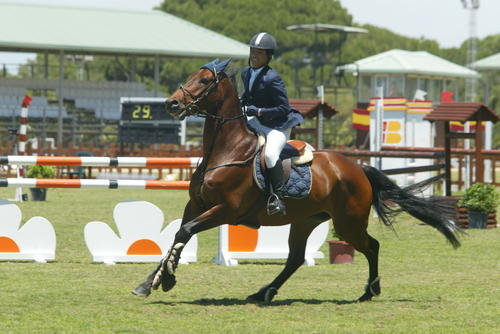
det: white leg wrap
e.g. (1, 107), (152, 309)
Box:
(152, 263), (164, 289)
(153, 243), (186, 287)
(366, 276), (381, 296)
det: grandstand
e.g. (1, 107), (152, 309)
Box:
(0, 77), (160, 145)
(0, 3), (248, 148)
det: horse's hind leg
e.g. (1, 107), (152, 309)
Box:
(358, 233), (381, 302)
(247, 214), (325, 303)
(340, 224), (380, 302)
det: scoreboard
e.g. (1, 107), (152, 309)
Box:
(119, 98), (181, 144)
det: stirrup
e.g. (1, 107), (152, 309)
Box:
(267, 193), (286, 216)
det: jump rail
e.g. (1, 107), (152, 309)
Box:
(0, 178), (190, 190)
(0, 156), (202, 168)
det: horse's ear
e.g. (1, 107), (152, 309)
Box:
(218, 58), (232, 72)
(200, 59), (220, 72)
(200, 58), (232, 76)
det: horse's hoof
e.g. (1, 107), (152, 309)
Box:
(247, 285), (277, 303)
(161, 273), (177, 292)
(357, 292), (373, 302)
(132, 284), (151, 297)
(358, 276), (381, 302)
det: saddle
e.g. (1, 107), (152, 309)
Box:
(253, 137), (313, 199)
(257, 136), (314, 167)
(236, 139), (314, 229)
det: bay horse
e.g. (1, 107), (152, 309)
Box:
(132, 59), (461, 302)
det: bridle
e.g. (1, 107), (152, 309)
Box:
(174, 67), (258, 206)
(177, 68), (244, 123)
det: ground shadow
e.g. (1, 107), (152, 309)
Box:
(147, 296), (429, 306)
(149, 297), (359, 307)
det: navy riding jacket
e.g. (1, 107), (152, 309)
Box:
(241, 65), (303, 131)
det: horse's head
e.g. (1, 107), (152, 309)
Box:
(166, 58), (232, 120)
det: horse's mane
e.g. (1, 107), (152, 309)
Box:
(225, 66), (239, 93)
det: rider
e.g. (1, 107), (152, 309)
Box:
(241, 32), (304, 216)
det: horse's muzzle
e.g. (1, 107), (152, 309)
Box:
(165, 98), (180, 115)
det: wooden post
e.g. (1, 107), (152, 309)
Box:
(317, 107), (324, 150)
(458, 157), (463, 190)
(444, 121), (451, 196)
(475, 114), (483, 182)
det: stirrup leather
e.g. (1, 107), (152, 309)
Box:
(267, 193), (286, 216)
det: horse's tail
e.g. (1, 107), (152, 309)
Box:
(361, 165), (462, 248)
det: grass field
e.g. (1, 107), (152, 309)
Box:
(0, 187), (499, 333)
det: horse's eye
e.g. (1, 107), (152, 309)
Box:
(199, 78), (210, 85)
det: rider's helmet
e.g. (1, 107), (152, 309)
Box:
(249, 32), (277, 54)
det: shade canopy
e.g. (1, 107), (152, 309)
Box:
(0, 3), (249, 58)
(424, 103), (499, 123)
(286, 23), (368, 34)
(337, 49), (479, 79)
(471, 52), (500, 71)
(289, 99), (338, 119)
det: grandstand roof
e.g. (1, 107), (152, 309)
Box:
(337, 49), (479, 79)
(0, 2), (249, 58)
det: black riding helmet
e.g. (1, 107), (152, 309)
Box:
(249, 32), (277, 55)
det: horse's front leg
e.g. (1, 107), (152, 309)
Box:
(132, 203), (227, 297)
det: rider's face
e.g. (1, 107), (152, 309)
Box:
(250, 48), (269, 68)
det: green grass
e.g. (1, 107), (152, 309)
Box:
(0, 188), (499, 333)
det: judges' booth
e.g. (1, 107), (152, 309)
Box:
(337, 49), (479, 188)
(289, 99), (338, 149)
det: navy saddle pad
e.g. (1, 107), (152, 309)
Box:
(253, 151), (312, 199)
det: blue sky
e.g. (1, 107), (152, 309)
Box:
(1, 0), (499, 65)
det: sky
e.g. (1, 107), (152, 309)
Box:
(1, 0), (500, 66)
(339, 0), (500, 48)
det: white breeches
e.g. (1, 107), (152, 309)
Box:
(247, 116), (290, 168)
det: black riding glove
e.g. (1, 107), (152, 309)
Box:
(245, 105), (260, 117)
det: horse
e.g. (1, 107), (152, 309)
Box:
(132, 59), (461, 303)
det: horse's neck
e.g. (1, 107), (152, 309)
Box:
(202, 88), (255, 163)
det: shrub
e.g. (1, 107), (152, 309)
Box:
(459, 183), (499, 213)
(26, 165), (56, 179)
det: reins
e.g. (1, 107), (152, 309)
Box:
(177, 68), (258, 203)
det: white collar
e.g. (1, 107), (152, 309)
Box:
(250, 66), (264, 73)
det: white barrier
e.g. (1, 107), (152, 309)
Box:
(214, 221), (330, 266)
(84, 201), (197, 265)
(1, 196), (329, 266)
(0, 199), (56, 263)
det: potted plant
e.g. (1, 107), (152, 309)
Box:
(26, 165), (56, 201)
(459, 183), (499, 229)
(327, 229), (355, 264)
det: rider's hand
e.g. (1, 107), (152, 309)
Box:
(245, 105), (260, 116)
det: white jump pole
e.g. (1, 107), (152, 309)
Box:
(14, 95), (32, 202)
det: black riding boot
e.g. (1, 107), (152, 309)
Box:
(267, 160), (286, 216)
